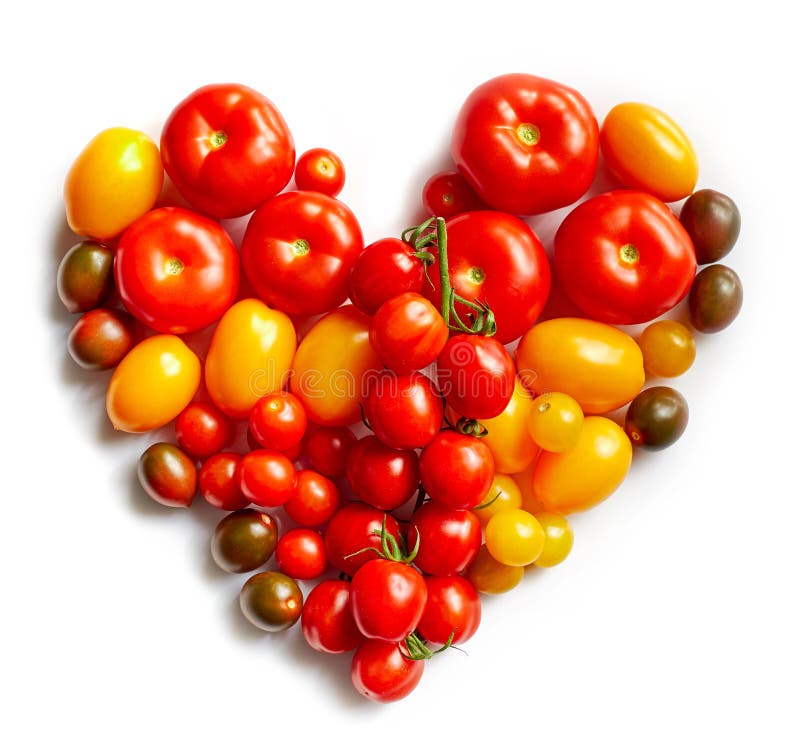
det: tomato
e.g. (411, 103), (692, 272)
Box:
(514, 463), (544, 516)
(679, 189), (741, 265)
(106, 335), (200, 433)
(485, 509), (545, 566)
(526, 392), (584, 453)
(345, 436), (420, 511)
(324, 503), (402, 577)
(211, 509), (278, 573)
(248, 392), (307, 452)
(290, 306), (382, 426)
(302, 580), (364, 654)
(198, 452), (248, 510)
(283, 469), (341, 527)
(205, 299), (297, 420)
(138, 442), (197, 508)
(452, 73), (598, 215)
(294, 147), (345, 197)
(533, 416), (632, 514)
(347, 238), (426, 315)
(421, 171), (485, 219)
(554, 191), (697, 325)
(473, 474), (523, 526)
(689, 264), (743, 333)
(369, 293), (448, 373)
(242, 191), (363, 316)
(64, 127), (163, 240)
(419, 431), (494, 509)
(407, 502), (481, 576)
(276, 528), (328, 580)
(175, 402), (232, 459)
(625, 386), (689, 450)
(57, 241), (114, 313)
(161, 83), (294, 219)
(68, 308), (135, 371)
(517, 318), (645, 414)
(466, 544), (524, 595)
(534, 513), (574, 568)
(302, 425), (356, 478)
(351, 640), (423, 703)
(416, 576), (481, 646)
(363, 371), (443, 450)
(237, 450), (297, 508)
(600, 102), (698, 202)
(637, 320), (696, 378)
(114, 207), (239, 334)
(422, 211), (550, 344)
(239, 571), (303, 632)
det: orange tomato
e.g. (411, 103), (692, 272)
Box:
(467, 544), (524, 595)
(637, 320), (696, 377)
(513, 462), (544, 515)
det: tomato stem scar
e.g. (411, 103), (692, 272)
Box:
(165, 257), (184, 275)
(209, 131), (228, 149)
(620, 244), (639, 264)
(516, 123), (541, 146)
(292, 239), (310, 256)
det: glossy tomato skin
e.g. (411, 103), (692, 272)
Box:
(211, 509), (278, 573)
(422, 171), (485, 219)
(303, 426), (356, 478)
(625, 386), (689, 450)
(248, 392), (307, 452)
(237, 450), (297, 507)
(416, 575), (481, 646)
(115, 207), (239, 334)
(324, 503), (402, 577)
(138, 443), (197, 508)
(57, 241), (114, 313)
(302, 580), (364, 654)
(283, 469), (341, 527)
(688, 265), (743, 333)
(407, 502), (481, 576)
(275, 528), (327, 580)
(198, 452), (248, 510)
(242, 191), (363, 316)
(351, 640), (423, 703)
(239, 571), (303, 632)
(161, 83), (294, 219)
(554, 191), (696, 325)
(680, 189), (741, 264)
(294, 148), (345, 197)
(345, 436), (420, 511)
(68, 308), (135, 370)
(466, 544), (524, 595)
(452, 74), (599, 215)
(175, 402), (232, 459)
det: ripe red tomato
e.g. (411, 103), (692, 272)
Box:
(294, 147), (345, 197)
(175, 402), (232, 459)
(408, 502), (481, 576)
(275, 528), (327, 580)
(452, 73), (599, 215)
(422, 171), (485, 219)
(302, 425), (356, 478)
(351, 640), (424, 703)
(302, 580), (364, 654)
(249, 392), (308, 452)
(237, 450), (297, 507)
(421, 211), (550, 344)
(114, 207), (239, 334)
(160, 83), (295, 219)
(416, 575), (481, 646)
(241, 191), (363, 316)
(198, 452), (249, 510)
(554, 190), (697, 324)
(345, 435), (420, 511)
(324, 503), (402, 577)
(283, 469), (340, 527)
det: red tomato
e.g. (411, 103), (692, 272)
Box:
(237, 450), (297, 507)
(351, 640), (424, 703)
(416, 575), (481, 645)
(276, 528), (327, 580)
(198, 452), (248, 510)
(114, 207), (239, 334)
(421, 211), (550, 344)
(363, 371), (443, 450)
(241, 191), (363, 316)
(283, 469), (340, 527)
(175, 402), (232, 459)
(249, 391), (308, 452)
(554, 190), (697, 324)
(422, 171), (485, 219)
(294, 147), (345, 197)
(408, 502), (481, 576)
(345, 435), (420, 511)
(347, 238), (426, 315)
(161, 83), (295, 219)
(302, 580), (364, 654)
(452, 73), (599, 215)
(302, 425), (356, 478)
(324, 503), (402, 577)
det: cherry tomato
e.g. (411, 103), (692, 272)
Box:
(452, 73), (598, 215)
(407, 502), (481, 576)
(534, 513), (574, 568)
(513, 463), (543, 516)
(416, 575), (481, 646)
(248, 391), (307, 452)
(68, 308), (135, 370)
(345, 436), (420, 511)
(324, 503), (402, 577)
(242, 190), (363, 316)
(294, 147), (345, 197)
(138, 442), (197, 508)
(175, 402), (232, 459)
(419, 431), (494, 509)
(283, 469), (341, 527)
(64, 127), (163, 240)
(637, 320), (696, 377)
(246, 430), (303, 461)
(351, 640), (423, 703)
(680, 189), (741, 264)
(276, 528), (327, 580)
(473, 474), (523, 527)
(57, 241), (114, 313)
(485, 509), (545, 566)
(422, 171), (485, 219)
(211, 509), (278, 573)
(526, 392), (584, 453)
(198, 452), (249, 510)
(625, 386), (689, 450)
(303, 425), (356, 478)
(239, 571), (303, 632)
(466, 544), (524, 595)
(161, 83), (294, 219)
(237, 450), (297, 508)
(601, 102), (698, 202)
(302, 580), (364, 654)
(689, 265), (743, 333)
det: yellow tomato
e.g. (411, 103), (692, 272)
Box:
(533, 513), (574, 568)
(517, 318), (645, 414)
(637, 320), (696, 378)
(485, 509), (545, 566)
(526, 391), (584, 452)
(533, 416), (632, 514)
(474, 474), (522, 526)
(106, 335), (200, 433)
(513, 462), (545, 515)
(600, 102), (698, 202)
(290, 306), (382, 426)
(205, 299), (296, 420)
(466, 544), (524, 595)
(64, 127), (163, 240)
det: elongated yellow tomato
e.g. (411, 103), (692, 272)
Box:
(533, 416), (632, 514)
(291, 306), (382, 426)
(517, 318), (644, 414)
(600, 102), (698, 202)
(64, 128), (163, 240)
(106, 335), (200, 433)
(205, 299), (296, 420)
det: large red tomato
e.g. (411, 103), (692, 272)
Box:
(554, 191), (697, 324)
(160, 83), (295, 219)
(452, 74), (599, 215)
(241, 191), (364, 316)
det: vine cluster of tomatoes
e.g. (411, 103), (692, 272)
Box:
(56, 74), (742, 703)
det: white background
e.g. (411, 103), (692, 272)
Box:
(2, 1), (798, 736)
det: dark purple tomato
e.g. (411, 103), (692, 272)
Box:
(68, 308), (136, 370)
(57, 240), (114, 313)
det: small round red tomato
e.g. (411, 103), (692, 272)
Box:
(241, 190), (363, 316)
(419, 431), (495, 509)
(248, 391), (307, 452)
(276, 528), (327, 580)
(68, 308), (135, 370)
(345, 435), (420, 511)
(138, 442), (197, 508)
(302, 580), (364, 654)
(324, 503), (402, 577)
(422, 171), (485, 219)
(408, 501), (481, 576)
(554, 191), (697, 325)
(161, 83), (295, 219)
(363, 371), (443, 450)
(283, 469), (340, 527)
(248, 430), (303, 460)
(347, 238), (426, 315)
(302, 425), (356, 477)
(416, 575), (481, 645)
(175, 402), (232, 459)
(237, 450), (297, 507)
(294, 147), (345, 197)
(198, 452), (248, 510)
(351, 640), (423, 703)
(115, 207), (239, 334)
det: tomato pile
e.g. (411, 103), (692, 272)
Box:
(57, 76), (743, 703)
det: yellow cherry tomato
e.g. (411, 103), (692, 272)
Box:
(205, 299), (296, 420)
(64, 127), (163, 240)
(290, 305), (382, 426)
(106, 335), (200, 433)
(533, 513), (574, 568)
(467, 544), (524, 595)
(513, 462), (545, 515)
(526, 391), (584, 452)
(485, 509), (545, 567)
(600, 102), (698, 202)
(533, 416), (632, 514)
(517, 318), (645, 414)
(474, 474), (522, 526)
(637, 320), (696, 378)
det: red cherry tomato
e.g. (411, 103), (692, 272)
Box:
(246, 429), (303, 460)
(302, 580), (364, 654)
(408, 502), (481, 576)
(248, 391), (308, 452)
(324, 503), (402, 577)
(175, 402), (232, 460)
(452, 73), (599, 215)
(554, 190), (698, 324)
(302, 425), (356, 478)
(351, 640), (424, 703)
(160, 83), (295, 219)
(422, 170), (486, 219)
(241, 191), (363, 316)
(275, 528), (327, 580)
(416, 575), (481, 646)
(198, 452), (249, 510)
(283, 469), (340, 527)
(345, 435), (420, 511)
(294, 147), (345, 197)
(237, 450), (297, 507)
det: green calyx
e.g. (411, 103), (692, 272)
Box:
(403, 631), (457, 661)
(344, 515), (420, 565)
